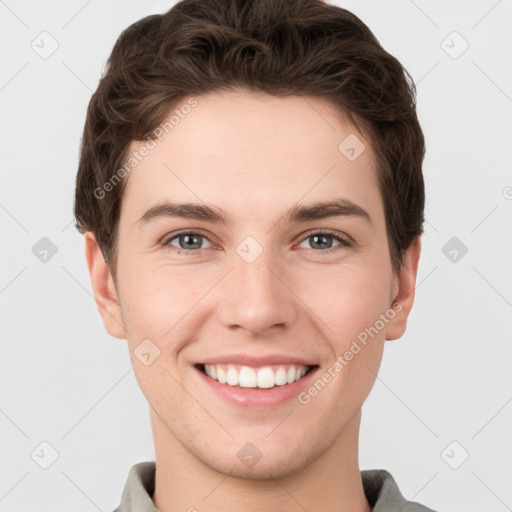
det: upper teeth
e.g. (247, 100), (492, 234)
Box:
(203, 364), (309, 389)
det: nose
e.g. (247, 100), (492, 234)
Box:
(216, 248), (299, 337)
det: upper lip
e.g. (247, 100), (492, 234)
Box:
(196, 354), (317, 367)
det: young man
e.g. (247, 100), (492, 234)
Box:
(74, 0), (437, 510)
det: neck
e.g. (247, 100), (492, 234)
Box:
(151, 409), (371, 512)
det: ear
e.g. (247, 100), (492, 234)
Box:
(84, 232), (127, 339)
(385, 237), (421, 341)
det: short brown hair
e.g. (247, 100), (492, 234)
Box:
(74, 0), (425, 280)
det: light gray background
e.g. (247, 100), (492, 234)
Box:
(1, 1), (511, 511)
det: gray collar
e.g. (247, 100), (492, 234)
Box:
(113, 461), (437, 512)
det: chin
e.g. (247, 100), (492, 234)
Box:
(196, 441), (319, 480)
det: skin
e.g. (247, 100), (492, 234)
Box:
(85, 90), (421, 512)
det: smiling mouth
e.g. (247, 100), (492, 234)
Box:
(196, 363), (317, 389)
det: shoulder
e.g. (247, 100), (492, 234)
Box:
(361, 468), (439, 511)
(112, 461), (157, 512)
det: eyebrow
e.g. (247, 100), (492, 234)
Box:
(137, 198), (373, 228)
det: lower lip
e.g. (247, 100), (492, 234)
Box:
(195, 366), (319, 408)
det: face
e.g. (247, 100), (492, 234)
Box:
(87, 90), (419, 479)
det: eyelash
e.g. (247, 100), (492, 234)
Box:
(161, 229), (352, 255)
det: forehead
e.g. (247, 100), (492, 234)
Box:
(120, 91), (383, 228)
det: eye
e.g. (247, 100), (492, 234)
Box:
(161, 229), (352, 255)
(297, 230), (352, 252)
(163, 231), (212, 252)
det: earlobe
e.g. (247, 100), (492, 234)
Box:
(385, 238), (421, 341)
(84, 232), (127, 340)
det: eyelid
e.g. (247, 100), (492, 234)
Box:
(298, 229), (355, 253)
(298, 228), (353, 246)
(161, 229), (214, 248)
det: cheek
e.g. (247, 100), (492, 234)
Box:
(294, 262), (392, 347)
(117, 257), (215, 345)
(302, 267), (390, 412)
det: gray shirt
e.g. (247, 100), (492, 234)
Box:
(113, 461), (438, 511)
